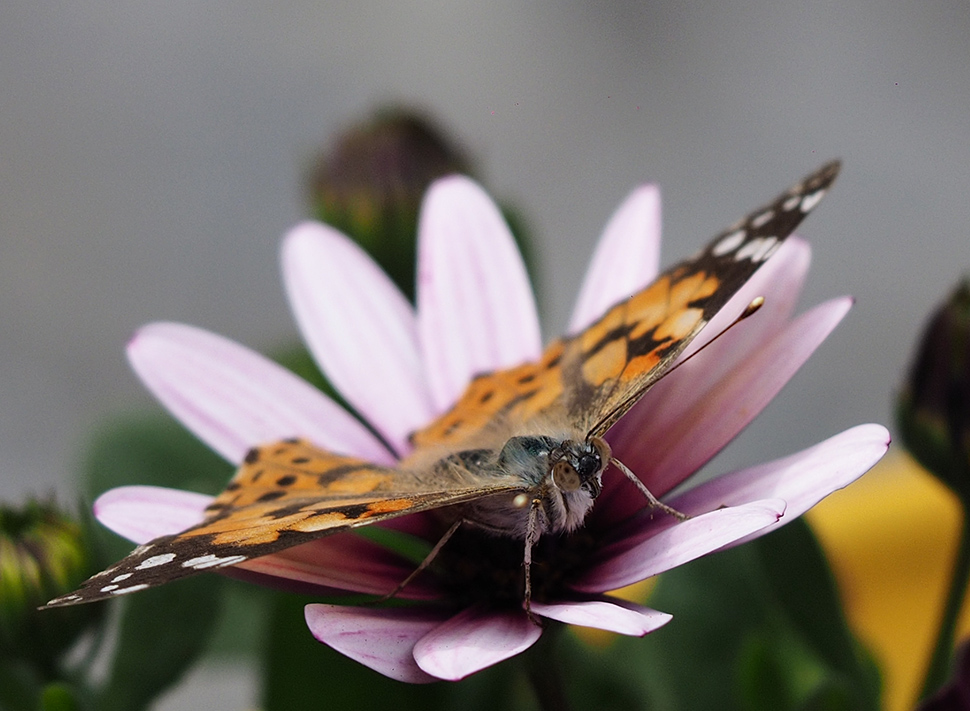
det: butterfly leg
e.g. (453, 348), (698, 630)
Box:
(374, 518), (464, 603)
(611, 457), (690, 522)
(522, 498), (543, 624)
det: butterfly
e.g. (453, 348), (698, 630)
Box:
(45, 161), (841, 610)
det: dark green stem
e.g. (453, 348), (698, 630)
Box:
(523, 624), (571, 711)
(919, 506), (970, 700)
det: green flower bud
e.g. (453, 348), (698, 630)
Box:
(0, 499), (101, 665)
(897, 279), (970, 503)
(308, 108), (472, 301)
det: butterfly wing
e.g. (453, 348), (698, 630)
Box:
(412, 160), (840, 447)
(567, 160), (842, 436)
(45, 439), (520, 607)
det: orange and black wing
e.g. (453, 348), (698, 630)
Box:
(412, 160), (840, 447)
(45, 439), (517, 607)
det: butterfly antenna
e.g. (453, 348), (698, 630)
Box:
(587, 296), (766, 438)
(655, 295), (764, 381)
(593, 297), (767, 522)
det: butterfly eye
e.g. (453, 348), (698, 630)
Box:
(576, 452), (601, 479)
(552, 460), (581, 491)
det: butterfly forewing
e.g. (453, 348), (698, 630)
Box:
(574, 160), (841, 435)
(413, 160), (841, 445)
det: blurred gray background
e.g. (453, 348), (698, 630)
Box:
(1, 0), (968, 705)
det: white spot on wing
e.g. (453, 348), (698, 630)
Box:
(712, 230), (746, 256)
(136, 553), (177, 569)
(782, 195), (800, 211)
(750, 210), (774, 228)
(182, 554), (248, 570)
(49, 594), (82, 605)
(111, 584), (150, 596)
(800, 189), (825, 213)
(112, 573), (133, 582)
(736, 236), (778, 262)
(100, 584), (120, 592)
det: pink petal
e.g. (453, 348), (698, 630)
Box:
(417, 176), (542, 412)
(231, 533), (441, 600)
(575, 499), (785, 593)
(305, 604), (446, 683)
(669, 424), (890, 545)
(531, 598), (671, 636)
(600, 295), (851, 523)
(94, 485), (212, 543)
(281, 223), (433, 455)
(413, 604), (542, 680)
(569, 184), (662, 333)
(128, 322), (393, 466)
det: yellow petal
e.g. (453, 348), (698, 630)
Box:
(808, 451), (966, 711)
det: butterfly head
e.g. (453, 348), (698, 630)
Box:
(548, 436), (611, 501)
(486, 433), (609, 536)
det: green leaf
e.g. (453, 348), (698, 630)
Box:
(0, 659), (42, 711)
(81, 411), (232, 498)
(555, 629), (652, 710)
(796, 679), (859, 711)
(752, 520), (882, 710)
(39, 683), (80, 711)
(628, 543), (771, 710)
(735, 625), (831, 711)
(203, 579), (271, 661)
(96, 575), (225, 711)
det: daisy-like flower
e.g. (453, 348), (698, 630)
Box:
(95, 176), (889, 683)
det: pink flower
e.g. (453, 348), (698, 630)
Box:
(95, 176), (889, 683)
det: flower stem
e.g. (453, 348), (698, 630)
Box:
(523, 624), (571, 711)
(919, 505), (970, 700)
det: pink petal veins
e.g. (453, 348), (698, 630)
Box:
(128, 322), (393, 465)
(282, 223), (433, 455)
(569, 184), (662, 333)
(417, 176), (541, 412)
(669, 423), (891, 546)
(576, 499), (785, 593)
(233, 533), (441, 600)
(305, 604), (445, 683)
(531, 598), (672, 636)
(94, 485), (212, 543)
(413, 604), (542, 680)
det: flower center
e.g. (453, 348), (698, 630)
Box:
(430, 525), (597, 608)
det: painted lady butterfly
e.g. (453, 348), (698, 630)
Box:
(45, 161), (840, 609)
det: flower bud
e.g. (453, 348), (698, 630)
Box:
(308, 108), (471, 301)
(898, 279), (970, 503)
(0, 499), (101, 664)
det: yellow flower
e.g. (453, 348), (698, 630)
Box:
(808, 451), (970, 711)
